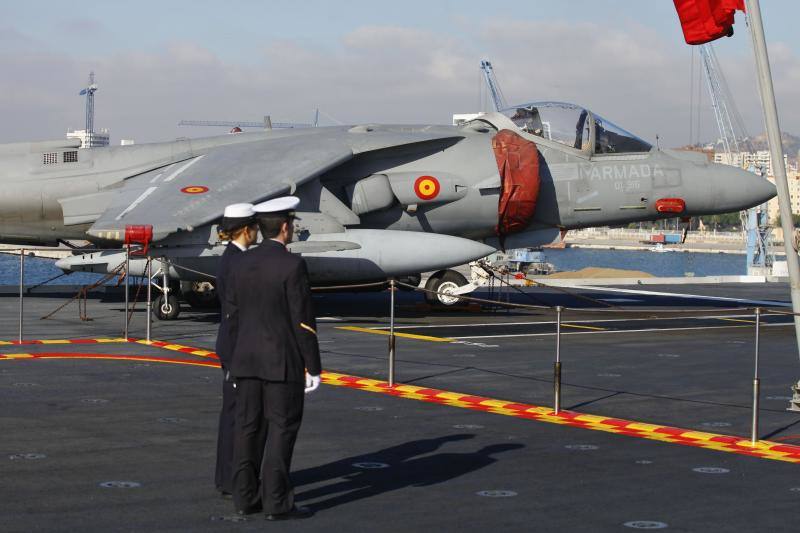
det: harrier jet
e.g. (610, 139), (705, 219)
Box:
(0, 101), (775, 317)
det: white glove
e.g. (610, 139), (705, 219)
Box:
(305, 373), (321, 394)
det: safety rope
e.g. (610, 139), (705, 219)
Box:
(25, 271), (69, 293)
(40, 261), (126, 321)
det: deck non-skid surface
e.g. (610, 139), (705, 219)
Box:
(2, 284), (800, 531)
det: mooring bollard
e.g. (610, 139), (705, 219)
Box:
(145, 257), (152, 342)
(554, 305), (563, 414)
(752, 307), (762, 444)
(123, 245), (130, 340)
(388, 278), (396, 387)
(18, 249), (25, 343)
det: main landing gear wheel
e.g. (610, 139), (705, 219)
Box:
(154, 293), (180, 320)
(424, 270), (468, 306)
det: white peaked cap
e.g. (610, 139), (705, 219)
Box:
(253, 196), (300, 214)
(223, 203), (255, 219)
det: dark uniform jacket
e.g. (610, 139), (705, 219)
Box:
(227, 239), (321, 382)
(214, 242), (243, 370)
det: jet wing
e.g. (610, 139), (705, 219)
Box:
(86, 135), (354, 242)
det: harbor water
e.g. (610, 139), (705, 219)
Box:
(0, 247), (748, 287)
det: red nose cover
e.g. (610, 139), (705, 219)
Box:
(492, 129), (540, 247)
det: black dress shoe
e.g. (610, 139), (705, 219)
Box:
(264, 505), (313, 521)
(219, 491), (232, 500)
(236, 502), (263, 515)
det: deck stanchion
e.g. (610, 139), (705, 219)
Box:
(752, 307), (762, 444)
(18, 249), (25, 343)
(554, 305), (563, 414)
(124, 244), (130, 340)
(388, 278), (396, 387)
(145, 257), (152, 342)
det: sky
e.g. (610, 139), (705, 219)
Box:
(1, 0), (798, 148)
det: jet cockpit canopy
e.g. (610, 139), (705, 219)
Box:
(499, 101), (652, 156)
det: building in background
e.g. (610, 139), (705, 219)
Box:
(66, 128), (110, 148)
(713, 150), (799, 224)
(713, 150), (789, 176)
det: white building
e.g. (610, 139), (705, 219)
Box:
(452, 113), (485, 126)
(66, 128), (110, 148)
(713, 150), (799, 223)
(713, 150), (790, 177)
(766, 171), (800, 223)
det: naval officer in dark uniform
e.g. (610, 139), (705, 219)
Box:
(227, 196), (321, 520)
(214, 203), (260, 497)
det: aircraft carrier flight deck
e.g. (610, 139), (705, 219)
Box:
(2, 283), (800, 532)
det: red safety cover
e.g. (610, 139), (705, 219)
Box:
(492, 129), (540, 246)
(673, 0), (745, 45)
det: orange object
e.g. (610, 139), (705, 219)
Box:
(673, 0), (745, 45)
(655, 198), (687, 214)
(492, 129), (540, 248)
(125, 224), (153, 255)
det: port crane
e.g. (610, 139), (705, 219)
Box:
(698, 43), (773, 275)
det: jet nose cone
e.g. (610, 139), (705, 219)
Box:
(711, 165), (776, 213)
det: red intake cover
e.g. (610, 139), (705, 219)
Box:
(492, 129), (540, 246)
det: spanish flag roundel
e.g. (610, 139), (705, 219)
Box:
(180, 185), (209, 194)
(414, 176), (440, 201)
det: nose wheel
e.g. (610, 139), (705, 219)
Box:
(154, 293), (180, 320)
(149, 261), (181, 320)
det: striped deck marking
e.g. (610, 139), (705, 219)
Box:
(0, 337), (220, 359)
(0, 338), (219, 359)
(0, 338), (129, 346)
(336, 326), (454, 343)
(132, 339), (218, 359)
(0, 351), (220, 368)
(321, 372), (800, 465)
(5, 338), (800, 464)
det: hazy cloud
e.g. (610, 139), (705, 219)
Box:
(0, 20), (798, 148)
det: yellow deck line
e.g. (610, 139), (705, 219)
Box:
(718, 317), (757, 324)
(336, 326), (453, 343)
(561, 323), (607, 331)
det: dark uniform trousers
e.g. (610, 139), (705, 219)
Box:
(233, 378), (304, 513)
(226, 239), (322, 515)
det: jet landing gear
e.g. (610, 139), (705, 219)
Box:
(181, 281), (220, 310)
(424, 270), (469, 306)
(150, 264), (181, 320)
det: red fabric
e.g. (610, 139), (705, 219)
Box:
(673, 0), (745, 45)
(492, 129), (540, 245)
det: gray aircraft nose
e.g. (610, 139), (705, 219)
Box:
(690, 164), (776, 215)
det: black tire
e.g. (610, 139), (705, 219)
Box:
(154, 293), (181, 320)
(181, 281), (219, 309)
(424, 270), (468, 306)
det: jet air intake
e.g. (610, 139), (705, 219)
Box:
(347, 172), (468, 215)
(493, 129), (540, 247)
